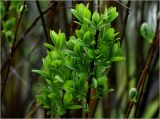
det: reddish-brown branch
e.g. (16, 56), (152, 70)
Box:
(1, 1), (26, 96)
(1, 3), (56, 96)
(125, 21), (159, 118)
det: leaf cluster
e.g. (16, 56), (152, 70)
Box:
(33, 3), (125, 116)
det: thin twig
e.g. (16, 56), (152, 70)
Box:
(114, 1), (131, 115)
(25, 104), (41, 118)
(120, 0), (131, 44)
(1, 1), (26, 96)
(24, 3), (56, 38)
(114, 0), (130, 10)
(135, 1), (160, 117)
(125, 19), (159, 118)
(1, 2), (56, 85)
(36, 1), (49, 43)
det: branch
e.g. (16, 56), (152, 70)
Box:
(36, 1), (49, 43)
(125, 19), (160, 118)
(1, 2), (56, 89)
(1, 1), (26, 96)
(120, 0), (131, 44)
(114, 0), (130, 10)
(25, 104), (41, 118)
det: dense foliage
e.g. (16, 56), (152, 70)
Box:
(33, 3), (125, 116)
(1, 1), (159, 118)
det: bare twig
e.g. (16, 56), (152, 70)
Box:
(114, 1), (131, 116)
(23, 3), (56, 38)
(120, 0), (131, 44)
(125, 19), (159, 118)
(1, 1), (26, 96)
(114, 0), (130, 10)
(36, 1), (49, 43)
(25, 104), (41, 118)
(1, 2), (56, 89)
(135, 1), (160, 117)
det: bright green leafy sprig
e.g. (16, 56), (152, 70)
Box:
(32, 3), (125, 116)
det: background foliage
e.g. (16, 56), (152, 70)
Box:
(1, 0), (159, 118)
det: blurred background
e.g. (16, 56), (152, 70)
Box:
(1, 0), (159, 118)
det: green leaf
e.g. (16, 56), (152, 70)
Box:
(44, 43), (54, 50)
(74, 42), (81, 55)
(57, 32), (66, 49)
(96, 65), (106, 78)
(45, 79), (52, 85)
(43, 105), (50, 109)
(57, 106), (66, 115)
(83, 5), (91, 19)
(110, 43), (119, 57)
(140, 22), (154, 43)
(55, 75), (64, 83)
(63, 92), (73, 106)
(97, 76), (108, 85)
(107, 7), (118, 22)
(48, 93), (57, 99)
(65, 58), (77, 71)
(93, 78), (97, 88)
(83, 31), (90, 43)
(51, 60), (61, 68)
(67, 105), (82, 109)
(51, 51), (60, 60)
(98, 43), (108, 57)
(63, 50), (76, 56)
(50, 30), (58, 45)
(63, 80), (76, 92)
(71, 9), (83, 23)
(110, 56), (126, 62)
(32, 70), (50, 78)
(103, 28), (115, 41)
(92, 11), (100, 25)
(85, 48), (94, 58)
(71, 38), (87, 47)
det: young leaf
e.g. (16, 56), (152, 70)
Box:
(67, 105), (82, 109)
(51, 60), (61, 68)
(140, 22), (154, 43)
(83, 31), (90, 42)
(129, 88), (138, 102)
(48, 93), (57, 99)
(57, 32), (66, 49)
(97, 76), (108, 85)
(71, 9), (82, 22)
(32, 70), (50, 78)
(74, 42), (81, 55)
(110, 56), (126, 62)
(93, 78), (97, 88)
(50, 30), (58, 45)
(86, 48), (94, 58)
(110, 43), (119, 57)
(103, 28), (115, 41)
(92, 11), (100, 25)
(107, 7), (118, 22)
(44, 43), (54, 50)
(63, 92), (73, 106)
(55, 75), (64, 83)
